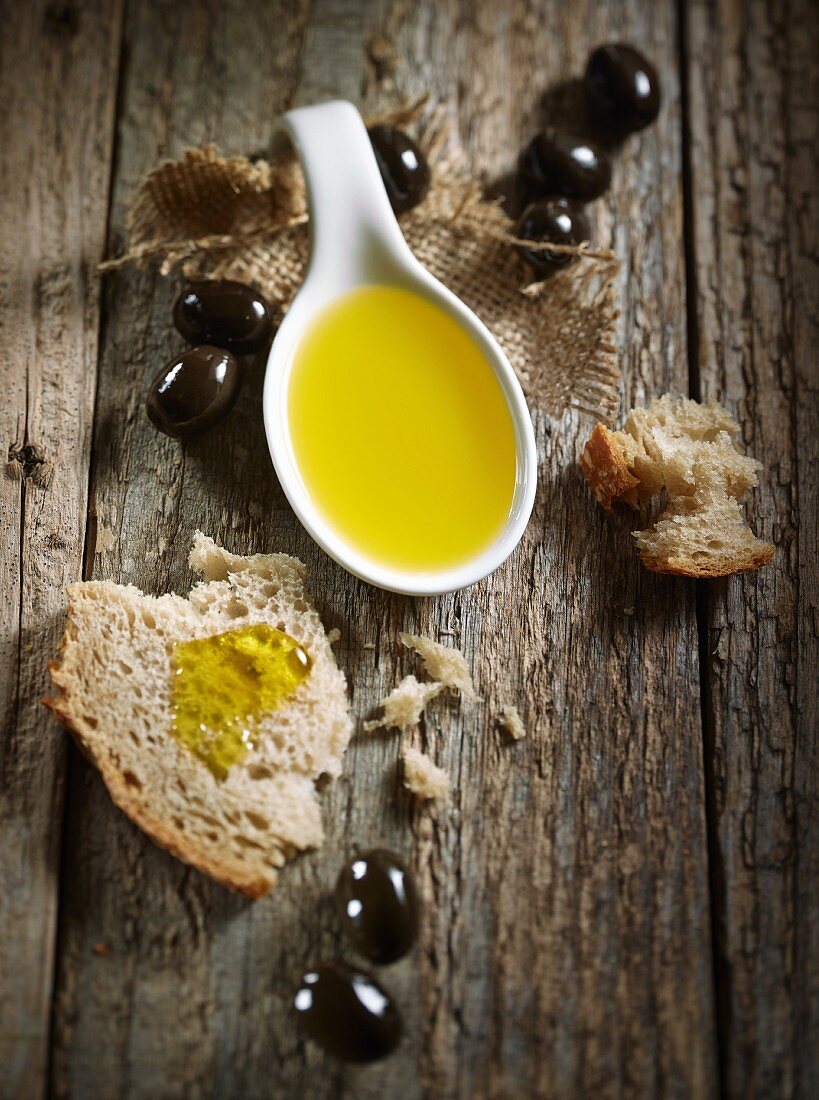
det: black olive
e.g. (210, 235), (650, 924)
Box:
(173, 280), (273, 355)
(586, 43), (661, 134)
(146, 346), (241, 439)
(294, 961), (402, 1063)
(368, 125), (431, 215)
(518, 131), (611, 202)
(336, 849), (419, 965)
(516, 197), (591, 278)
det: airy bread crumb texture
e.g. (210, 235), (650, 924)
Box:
(579, 394), (774, 577)
(399, 632), (476, 698)
(402, 746), (449, 800)
(44, 533), (352, 898)
(363, 675), (442, 732)
(499, 704), (527, 741)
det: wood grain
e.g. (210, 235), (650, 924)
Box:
(46, 2), (718, 1098)
(0, 2), (123, 1096)
(684, 1), (819, 1095)
(0, 0), (808, 1097)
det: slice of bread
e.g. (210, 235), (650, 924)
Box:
(44, 533), (352, 897)
(579, 394), (774, 577)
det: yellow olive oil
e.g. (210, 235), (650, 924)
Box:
(287, 285), (517, 572)
(170, 623), (310, 780)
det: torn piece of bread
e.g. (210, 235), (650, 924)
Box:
(399, 633), (475, 698)
(579, 394), (773, 577)
(363, 675), (442, 732)
(44, 533), (352, 898)
(632, 491), (774, 577)
(402, 747), (449, 800)
(498, 704), (527, 741)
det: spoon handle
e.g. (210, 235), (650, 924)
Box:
(281, 100), (415, 292)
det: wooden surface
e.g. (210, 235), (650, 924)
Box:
(0, 1), (815, 1097)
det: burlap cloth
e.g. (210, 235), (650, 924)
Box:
(103, 100), (620, 420)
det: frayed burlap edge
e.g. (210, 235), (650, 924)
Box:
(101, 98), (621, 421)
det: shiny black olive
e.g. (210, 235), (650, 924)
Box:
(586, 43), (661, 134)
(336, 849), (419, 965)
(518, 131), (611, 202)
(146, 346), (241, 439)
(172, 280), (273, 355)
(294, 961), (402, 1063)
(516, 197), (591, 278)
(368, 125), (431, 215)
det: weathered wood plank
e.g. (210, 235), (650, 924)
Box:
(421, 5), (715, 1094)
(0, 2), (123, 1097)
(50, 2), (716, 1098)
(684, 0), (819, 1095)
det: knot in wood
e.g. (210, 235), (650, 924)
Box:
(7, 441), (54, 488)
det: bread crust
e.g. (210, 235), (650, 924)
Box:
(578, 424), (640, 511)
(638, 541), (774, 578)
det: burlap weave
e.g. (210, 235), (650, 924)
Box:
(104, 101), (620, 420)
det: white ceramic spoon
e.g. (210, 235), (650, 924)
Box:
(263, 99), (537, 596)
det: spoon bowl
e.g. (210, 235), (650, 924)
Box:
(264, 100), (537, 595)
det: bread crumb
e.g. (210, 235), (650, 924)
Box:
(499, 704), (527, 741)
(399, 633), (475, 698)
(402, 746), (449, 800)
(364, 675), (442, 732)
(327, 628), (341, 644)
